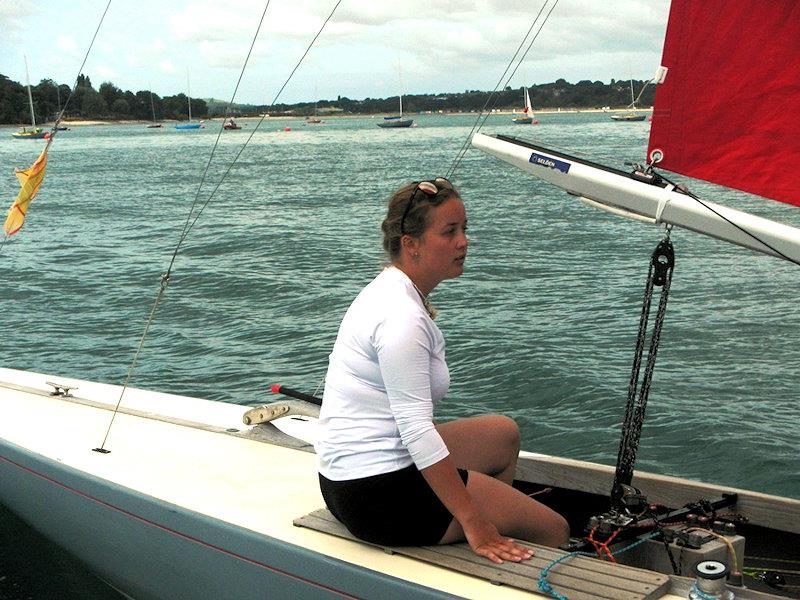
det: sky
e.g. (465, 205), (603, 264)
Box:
(0, 0), (671, 105)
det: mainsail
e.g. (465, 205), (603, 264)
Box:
(647, 0), (800, 207)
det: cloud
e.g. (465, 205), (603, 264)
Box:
(0, 0), (36, 43)
(57, 36), (79, 54)
(169, 1), (255, 43)
(160, 59), (177, 74)
(93, 65), (118, 80)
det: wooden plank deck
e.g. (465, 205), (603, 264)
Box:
(294, 508), (670, 600)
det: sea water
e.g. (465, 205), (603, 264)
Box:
(1, 113), (798, 597)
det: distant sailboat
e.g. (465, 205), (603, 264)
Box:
(146, 90), (162, 128)
(175, 74), (203, 130)
(11, 56), (48, 140)
(306, 87), (322, 124)
(378, 64), (413, 128)
(512, 87), (538, 124)
(610, 78), (647, 122)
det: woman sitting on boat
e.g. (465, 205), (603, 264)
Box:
(315, 179), (569, 564)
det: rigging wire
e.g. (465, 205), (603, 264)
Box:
(173, 0), (274, 256)
(49, 0), (113, 134)
(95, 0), (343, 452)
(446, 0), (559, 179)
(651, 170), (800, 267)
(175, 0), (343, 252)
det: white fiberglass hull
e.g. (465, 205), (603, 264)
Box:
(2, 368), (796, 599)
(0, 369), (488, 599)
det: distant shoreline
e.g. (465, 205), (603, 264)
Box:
(17, 107), (651, 128)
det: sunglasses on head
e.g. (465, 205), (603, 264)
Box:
(400, 177), (452, 234)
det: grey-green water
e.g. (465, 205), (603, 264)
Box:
(1, 113), (798, 596)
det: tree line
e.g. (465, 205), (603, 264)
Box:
(274, 79), (656, 117)
(1, 73), (655, 124)
(0, 73), (207, 124)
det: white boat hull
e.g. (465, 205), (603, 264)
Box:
(2, 368), (796, 599)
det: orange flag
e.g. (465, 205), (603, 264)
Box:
(4, 146), (49, 236)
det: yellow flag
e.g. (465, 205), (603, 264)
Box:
(4, 146), (49, 236)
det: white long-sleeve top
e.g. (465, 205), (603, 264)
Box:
(316, 266), (451, 480)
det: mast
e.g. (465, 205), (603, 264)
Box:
(187, 71), (192, 122)
(23, 54), (36, 128)
(397, 60), (404, 117)
(150, 90), (156, 123)
(629, 79), (635, 107)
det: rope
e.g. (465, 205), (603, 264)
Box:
(587, 526), (621, 562)
(646, 507), (680, 575)
(688, 583), (719, 600)
(538, 531), (661, 599)
(653, 171), (800, 267)
(610, 235), (674, 510)
(446, 0), (560, 179)
(686, 528), (738, 572)
(94, 0), (343, 452)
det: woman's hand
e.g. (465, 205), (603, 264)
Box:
(462, 518), (534, 564)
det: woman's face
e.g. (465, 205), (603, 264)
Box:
(416, 196), (468, 287)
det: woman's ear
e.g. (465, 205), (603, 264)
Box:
(401, 234), (418, 254)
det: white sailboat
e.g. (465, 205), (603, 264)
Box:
(2, 2), (799, 599)
(146, 89), (162, 128)
(512, 87), (538, 124)
(11, 55), (48, 140)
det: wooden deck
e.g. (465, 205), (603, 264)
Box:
(294, 508), (671, 600)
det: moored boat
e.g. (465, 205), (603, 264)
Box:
(610, 112), (647, 122)
(610, 78), (648, 122)
(378, 66), (414, 128)
(175, 75), (203, 130)
(378, 115), (413, 128)
(512, 87), (539, 124)
(147, 90), (163, 128)
(11, 128), (49, 140)
(12, 56), (50, 140)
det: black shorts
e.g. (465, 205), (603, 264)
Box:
(319, 464), (469, 546)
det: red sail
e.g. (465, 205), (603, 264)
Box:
(647, 0), (800, 207)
